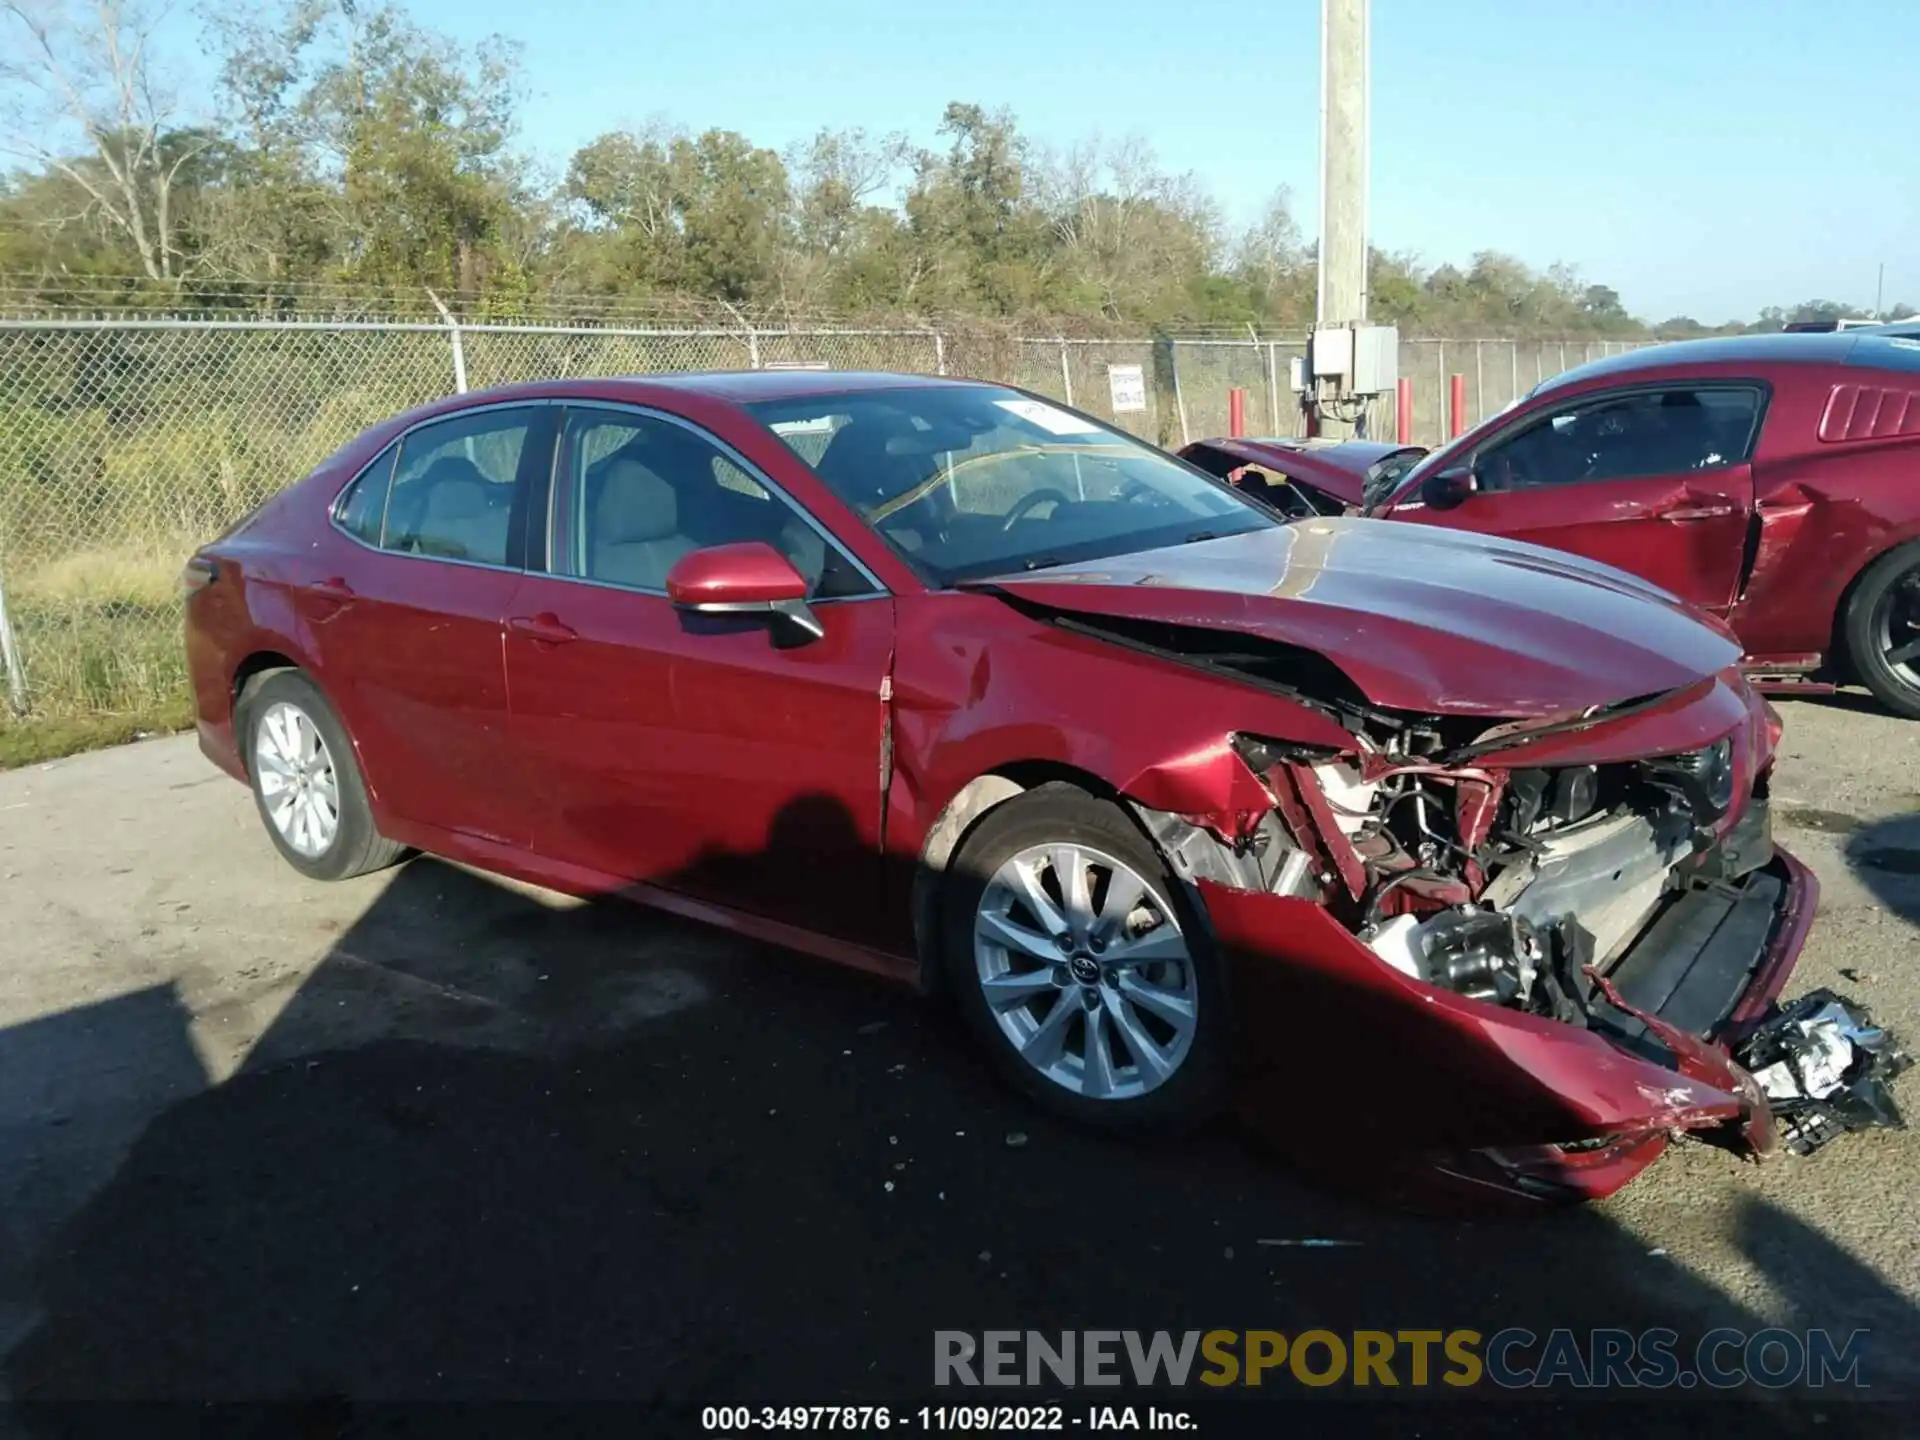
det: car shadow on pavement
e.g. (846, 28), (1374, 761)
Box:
(1845, 811), (1920, 924)
(3, 794), (1919, 1433)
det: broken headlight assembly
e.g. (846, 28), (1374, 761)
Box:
(1734, 990), (1913, 1156)
(1643, 737), (1736, 822)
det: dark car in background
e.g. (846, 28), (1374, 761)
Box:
(182, 369), (1901, 1204)
(1186, 331), (1920, 717)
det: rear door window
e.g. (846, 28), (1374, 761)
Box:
(381, 408), (542, 566)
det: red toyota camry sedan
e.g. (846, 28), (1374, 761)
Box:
(183, 370), (1904, 1203)
(1185, 331), (1920, 716)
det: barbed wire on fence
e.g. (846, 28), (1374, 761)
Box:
(0, 305), (1648, 729)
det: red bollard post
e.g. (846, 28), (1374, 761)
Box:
(1228, 387), (1247, 437)
(1396, 377), (1413, 444)
(1449, 373), (1467, 438)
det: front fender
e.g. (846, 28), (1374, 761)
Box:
(887, 593), (1351, 861)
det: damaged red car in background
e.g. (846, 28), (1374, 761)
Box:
(1184, 330), (1920, 718)
(183, 371), (1908, 1207)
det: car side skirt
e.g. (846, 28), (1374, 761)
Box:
(378, 817), (923, 987)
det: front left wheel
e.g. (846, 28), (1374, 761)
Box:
(237, 670), (406, 881)
(940, 784), (1228, 1134)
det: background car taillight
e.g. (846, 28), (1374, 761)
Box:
(181, 556), (218, 595)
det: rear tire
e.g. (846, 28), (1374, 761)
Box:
(237, 670), (406, 881)
(940, 783), (1227, 1135)
(1843, 541), (1920, 719)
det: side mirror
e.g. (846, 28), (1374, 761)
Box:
(665, 541), (824, 641)
(1421, 466), (1478, 511)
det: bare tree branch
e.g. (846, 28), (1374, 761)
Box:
(2, 0), (199, 279)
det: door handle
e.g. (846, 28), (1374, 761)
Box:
(308, 576), (355, 601)
(508, 613), (578, 646)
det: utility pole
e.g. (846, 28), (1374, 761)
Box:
(1314, 0), (1370, 437)
(1876, 262), (1886, 320)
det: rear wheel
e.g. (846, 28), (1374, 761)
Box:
(237, 670), (406, 881)
(941, 784), (1227, 1133)
(1844, 542), (1920, 719)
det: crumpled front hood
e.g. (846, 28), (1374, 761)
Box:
(973, 519), (1742, 718)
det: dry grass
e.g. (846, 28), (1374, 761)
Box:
(0, 700), (193, 770)
(16, 539), (193, 609)
(2, 543), (196, 764)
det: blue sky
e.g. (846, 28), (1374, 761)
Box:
(199, 0), (1920, 322)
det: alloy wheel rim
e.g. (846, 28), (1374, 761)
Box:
(1874, 569), (1920, 688)
(254, 701), (340, 858)
(972, 842), (1197, 1101)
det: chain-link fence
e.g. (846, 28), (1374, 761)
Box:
(0, 314), (1660, 740)
(1165, 335), (1660, 450)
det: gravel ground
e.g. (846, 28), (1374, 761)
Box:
(0, 699), (1916, 1434)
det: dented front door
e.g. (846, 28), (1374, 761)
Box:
(1386, 384), (1764, 617)
(504, 573), (897, 943)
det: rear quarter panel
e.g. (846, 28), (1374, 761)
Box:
(184, 417), (410, 801)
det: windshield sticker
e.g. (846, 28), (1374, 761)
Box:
(993, 399), (1105, 436)
(770, 416), (839, 436)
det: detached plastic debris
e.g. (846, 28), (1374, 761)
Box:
(1734, 989), (1913, 1156)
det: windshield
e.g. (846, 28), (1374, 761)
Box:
(745, 384), (1276, 585)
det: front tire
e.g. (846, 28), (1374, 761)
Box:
(237, 670), (406, 881)
(940, 784), (1227, 1134)
(1844, 541), (1920, 719)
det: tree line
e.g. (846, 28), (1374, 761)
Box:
(2, 0), (1910, 334)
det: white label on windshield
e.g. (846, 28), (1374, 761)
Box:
(994, 399), (1104, 436)
(770, 416), (838, 436)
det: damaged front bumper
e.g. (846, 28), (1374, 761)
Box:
(1202, 844), (1908, 1204)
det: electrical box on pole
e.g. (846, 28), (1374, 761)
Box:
(1301, 322), (1398, 432)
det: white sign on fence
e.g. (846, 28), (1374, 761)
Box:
(1107, 363), (1147, 413)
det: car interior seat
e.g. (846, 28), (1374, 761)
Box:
(590, 454), (698, 589)
(812, 420), (934, 552)
(388, 456), (508, 561)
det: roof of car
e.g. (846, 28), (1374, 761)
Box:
(628, 369), (984, 403)
(1539, 331), (1920, 393)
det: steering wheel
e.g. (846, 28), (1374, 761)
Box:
(1000, 487), (1074, 532)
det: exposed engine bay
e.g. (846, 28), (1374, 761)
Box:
(1136, 722), (1759, 1021)
(1135, 715), (1910, 1159)
(1312, 734), (1743, 1022)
